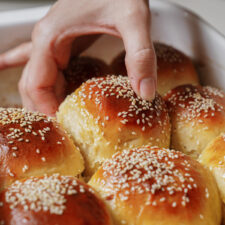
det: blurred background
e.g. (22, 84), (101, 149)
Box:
(0, 0), (225, 35)
(0, 0), (54, 11)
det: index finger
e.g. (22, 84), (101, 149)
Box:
(116, 2), (157, 100)
(20, 45), (60, 116)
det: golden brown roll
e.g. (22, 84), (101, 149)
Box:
(89, 146), (222, 225)
(0, 108), (84, 191)
(64, 56), (110, 94)
(154, 42), (199, 95)
(223, 206), (225, 225)
(57, 75), (171, 178)
(199, 133), (225, 223)
(165, 84), (225, 158)
(0, 174), (113, 225)
(111, 43), (199, 95)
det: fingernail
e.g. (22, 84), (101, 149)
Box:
(140, 77), (156, 100)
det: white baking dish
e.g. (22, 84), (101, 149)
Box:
(0, 0), (225, 107)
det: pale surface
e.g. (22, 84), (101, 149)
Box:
(0, 0), (224, 35)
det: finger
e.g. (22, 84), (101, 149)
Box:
(53, 30), (119, 69)
(117, 3), (157, 100)
(0, 42), (32, 69)
(21, 49), (59, 116)
(54, 71), (67, 104)
(54, 35), (101, 69)
(24, 1), (120, 116)
(18, 63), (37, 112)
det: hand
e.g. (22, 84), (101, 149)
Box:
(0, 35), (100, 69)
(0, 0), (156, 116)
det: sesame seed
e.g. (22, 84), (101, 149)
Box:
(172, 202), (177, 207)
(101, 146), (198, 207)
(12, 152), (17, 157)
(22, 165), (28, 173)
(4, 174), (86, 215)
(155, 43), (183, 64)
(200, 214), (204, 220)
(166, 85), (224, 124)
(73, 75), (167, 134)
(152, 201), (157, 206)
(41, 157), (46, 162)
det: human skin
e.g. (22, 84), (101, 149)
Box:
(0, 0), (156, 116)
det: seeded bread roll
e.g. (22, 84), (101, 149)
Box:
(165, 84), (225, 158)
(199, 133), (225, 223)
(89, 146), (222, 225)
(64, 56), (110, 94)
(0, 174), (113, 225)
(154, 43), (199, 95)
(223, 206), (225, 225)
(111, 43), (199, 95)
(0, 108), (84, 191)
(57, 75), (171, 178)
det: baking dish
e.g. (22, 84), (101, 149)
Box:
(0, 0), (225, 107)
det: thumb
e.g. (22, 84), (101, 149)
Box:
(0, 42), (32, 69)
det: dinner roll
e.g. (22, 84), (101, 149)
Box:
(223, 206), (225, 225)
(111, 43), (199, 95)
(199, 133), (225, 219)
(0, 108), (84, 191)
(64, 56), (110, 94)
(89, 146), (221, 225)
(154, 42), (199, 95)
(57, 75), (171, 177)
(165, 84), (225, 158)
(0, 174), (113, 225)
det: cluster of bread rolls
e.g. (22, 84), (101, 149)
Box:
(57, 75), (171, 177)
(0, 42), (224, 225)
